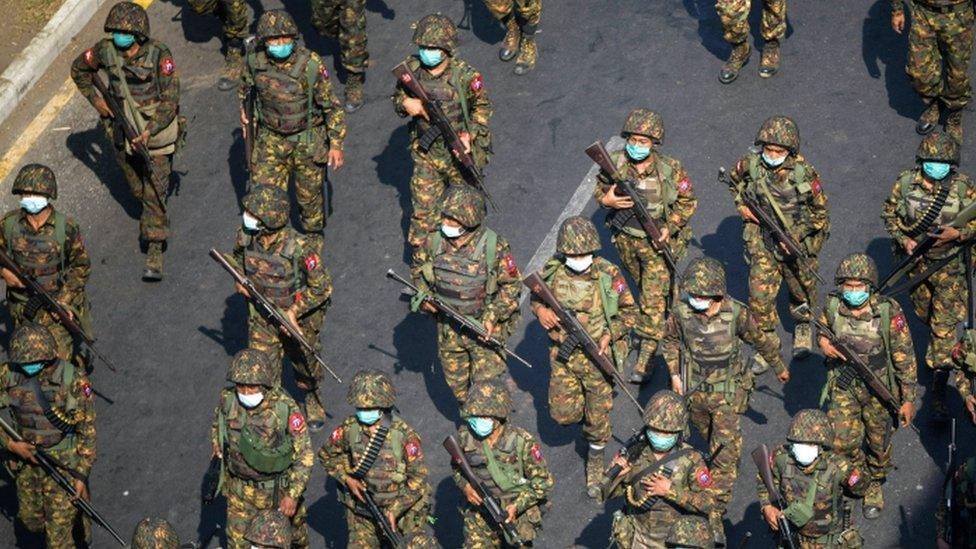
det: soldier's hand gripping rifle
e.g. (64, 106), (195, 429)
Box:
(362, 488), (404, 548)
(752, 443), (799, 549)
(523, 272), (643, 415)
(209, 249), (342, 383)
(392, 62), (496, 209)
(0, 416), (126, 546)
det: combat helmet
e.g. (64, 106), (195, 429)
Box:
(681, 257), (726, 297)
(347, 368), (397, 409)
(105, 2), (150, 39)
(462, 381), (512, 419)
(413, 14), (458, 55)
(556, 216), (600, 255)
(13, 163), (57, 200)
(665, 515), (712, 549)
(244, 509), (291, 549)
(441, 186), (486, 228)
(256, 9), (299, 41)
(755, 115), (800, 153)
(787, 409), (833, 447)
(242, 185), (289, 231)
(916, 132), (960, 165)
(226, 348), (275, 388)
(9, 323), (57, 364)
(131, 517), (180, 549)
(643, 390), (687, 433)
(622, 108), (665, 144)
(834, 253), (878, 288)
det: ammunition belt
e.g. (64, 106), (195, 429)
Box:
(350, 416), (391, 481)
(905, 180), (951, 239)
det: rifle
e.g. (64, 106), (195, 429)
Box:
(209, 249), (342, 383)
(942, 418), (957, 545)
(201, 454), (221, 504)
(751, 444), (799, 549)
(386, 269), (534, 369)
(362, 489), (404, 548)
(391, 62), (496, 210)
(0, 415), (126, 546)
(718, 167), (824, 285)
(443, 435), (523, 546)
(600, 429), (645, 498)
(0, 248), (117, 373)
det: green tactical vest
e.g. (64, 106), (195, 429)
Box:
(247, 47), (322, 140)
(7, 360), (79, 451)
(424, 228), (497, 317)
(407, 57), (471, 142)
(103, 40), (179, 151)
(219, 391), (294, 479)
(675, 299), (742, 396)
(612, 152), (677, 224)
(542, 258), (623, 366)
(344, 417), (408, 506)
(747, 154), (813, 236)
(460, 428), (530, 500)
(241, 230), (304, 309)
(825, 296), (898, 394)
(4, 210), (67, 296)
(776, 449), (845, 538)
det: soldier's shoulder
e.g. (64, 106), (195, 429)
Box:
(892, 169), (916, 189)
(269, 387), (300, 408)
(454, 58), (485, 88)
(770, 445), (791, 468)
(594, 256), (622, 275)
(404, 55), (422, 70)
(659, 152), (686, 171)
(955, 170), (975, 189)
(675, 442), (705, 463)
(393, 415), (421, 439)
(0, 209), (20, 225)
(510, 425), (538, 445)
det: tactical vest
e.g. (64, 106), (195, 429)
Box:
(614, 152), (677, 220)
(460, 428), (529, 501)
(675, 300), (742, 392)
(411, 58), (468, 141)
(3, 211), (67, 296)
(219, 391), (294, 481)
(242, 232), (303, 309)
(897, 171), (968, 257)
(775, 449), (845, 539)
(825, 296), (898, 392)
(624, 445), (697, 517)
(344, 418), (408, 509)
(549, 266), (611, 339)
(7, 361), (79, 450)
(429, 229), (494, 317)
(104, 41), (179, 152)
(248, 48), (322, 137)
(747, 154), (814, 236)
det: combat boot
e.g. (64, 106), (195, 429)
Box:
(585, 445), (605, 499)
(344, 72), (365, 114)
(916, 101), (940, 135)
(719, 42), (751, 84)
(514, 28), (537, 76)
(305, 391), (326, 432)
(218, 41), (244, 92)
(792, 322), (812, 359)
(750, 352), (770, 375)
(945, 109), (964, 144)
(863, 480), (884, 519)
(930, 368), (950, 423)
(758, 39), (780, 78)
(629, 338), (656, 384)
(499, 15), (519, 62)
(142, 242), (163, 282)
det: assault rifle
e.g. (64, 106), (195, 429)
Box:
(942, 418), (957, 545)
(444, 435), (523, 546)
(752, 444), (799, 549)
(363, 489), (404, 548)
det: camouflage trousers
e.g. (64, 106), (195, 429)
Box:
(311, 0), (369, 74)
(248, 304), (327, 394)
(828, 380), (895, 480)
(687, 390), (744, 509)
(251, 127), (330, 234)
(797, 531), (863, 549)
(614, 233), (674, 345)
(715, 0), (786, 44)
(910, 255), (966, 369)
(462, 502), (541, 547)
(408, 145), (466, 247)
(224, 476), (308, 548)
(548, 348), (613, 445)
(746, 234), (818, 332)
(438, 320), (508, 403)
(483, 0), (543, 26)
(186, 0), (248, 41)
(13, 462), (80, 549)
(102, 120), (170, 242)
(907, 3), (974, 111)
(611, 510), (670, 549)
(346, 504), (428, 547)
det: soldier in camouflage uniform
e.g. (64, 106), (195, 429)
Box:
(661, 257), (788, 544)
(451, 381), (554, 547)
(817, 254), (918, 519)
(594, 109), (698, 385)
(244, 509), (292, 548)
(211, 348), (313, 549)
(950, 331), (976, 423)
(529, 216), (637, 499)
(410, 186), (521, 403)
(71, 2), (182, 281)
(937, 452), (976, 548)
(0, 164), (92, 363)
(891, 0), (973, 141)
(665, 515), (714, 548)
(231, 185), (333, 429)
(606, 390), (716, 549)
(319, 369), (433, 546)
(482, 0), (542, 74)
(241, 9), (347, 237)
(186, 0), (249, 91)
(0, 324), (96, 549)
(716, 0), (787, 83)
(727, 116), (829, 369)
(311, 0), (370, 112)
(882, 132), (976, 421)
(757, 409), (868, 547)
(131, 517), (181, 548)
(392, 14), (493, 248)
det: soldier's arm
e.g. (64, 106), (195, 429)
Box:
(513, 434), (554, 514)
(805, 165), (830, 235)
(237, 53), (254, 105)
(661, 316), (681, 377)
(409, 237), (434, 294)
(285, 400), (314, 499)
(313, 57), (346, 151)
(70, 44), (102, 106)
(72, 373), (97, 476)
(957, 176), (976, 242)
(888, 304), (918, 404)
(836, 454), (868, 498)
(464, 68), (491, 139)
(318, 422), (350, 484)
(231, 229), (247, 269)
(881, 178), (909, 244)
(146, 45), (179, 136)
(58, 220), (92, 305)
(294, 240), (332, 317)
(739, 306), (787, 375)
(667, 452), (714, 514)
(451, 429), (470, 490)
(729, 157), (750, 208)
(389, 431), (428, 519)
(483, 237), (521, 327)
(608, 266), (637, 338)
(668, 162), (697, 233)
(593, 167), (614, 204)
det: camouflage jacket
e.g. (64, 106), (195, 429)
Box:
(881, 168), (976, 260)
(609, 441), (714, 523)
(890, 0), (972, 15)
(951, 330), (976, 399)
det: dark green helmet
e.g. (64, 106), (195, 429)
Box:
(916, 132), (960, 165)
(347, 369), (397, 409)
(227, 348), (275, 388)
(665, 515), (712, 548)
(462, 381), (512, 419)
(441, 186), (486, 228)
(556, 216), (600, 255)
(9, 323), (57, 364)
(242, 185), (289, 230)
(13, 163), (57, 199)
(131, 517), (180, 549)
(834, 253), (878, 287)
(621, 108), (665, 144)
(256, 9), (299, 41)
(643, 390), (687, 432)
(681, 257), (726, 297)
(755, 115), (800, 153)
(412, 14), (458, 55)
(244, 509), (291, 548)
(105, 2), (150, 38)
(787, 409), (833, 447)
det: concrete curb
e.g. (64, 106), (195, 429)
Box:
(0, 0), (111, 128)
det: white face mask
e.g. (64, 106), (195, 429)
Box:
(237, 391), (264, 408)
(688, 296), (712, 312)
(441, 223), (465, 239)
(565, 255), (593, 273)
(791, 443), (819, 466)
(762, 151), (787, 168)
(242, 211), (261, 232)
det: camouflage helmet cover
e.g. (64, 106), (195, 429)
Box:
(244, 509), (292, 548)
(787, 408), (833, 447)
(131, 517), (180, 549)
(227, 348), (275, 388)
(105, 2), (150, 38)
(256, 9), (299, 41)
(556, 216), (600, 255)
(755, 115), (800, 153)
(621, 108), (665, 144)
(462, 381), (512, 419)
(242, 184), (289, 230)
(13, 163), (57, 199)
(916, 132), (960, 165)
(834, 253), (878, 287)
(681, 256), (726, 297)
(643, 390), (687, 432)
(441, 186), (486, 228)
(347, 368), (397, 408)
(9, 323), (57, 364)
(665, 515), (712, 549)
(412, 14), (458, 54)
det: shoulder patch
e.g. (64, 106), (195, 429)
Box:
(319, 64), (329, 79)
(891, 313), (907, 333)
(695, 466), (713, 488)
(677, 178), (693, 195)
(288, 412), (306, 434)
(847, 468), (861, 487)
(81, 382), (93, 399)
(470, 73), (483, 92)
(84, 48), (97, 68)
(304, 253), (320, 272)
(503, 253), (519, 277)
(953, 341), (965, 361)
(811, 178), (823, 195)
(612, 276), (627, 295)
(405, 439), (422, 460)
(330, 426), (344, 445)
(530, 443), (543, 463)
(159, 56), (175, 76)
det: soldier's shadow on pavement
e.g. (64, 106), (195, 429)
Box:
(228, 129), (250, 206)
(65, 129), (142, 221)
(366, 0), (395, 20)
(460, 0), (504, 46)
(281, 0), (345, 82)
(574, 505), (616, 548)
(195, 492), (225, 549)
(373, 125), (414, 265)
(735, 501), (769, 549)
(197, 293), (249, 357)
(680, 0), (793, 62)
(695, 215), (749, 301)
(433, 476), (465, 548)
(514, 320), (578, 449)
(308, 480), (347, 547)
(861, 0), (918, 120)
(164, 0), (262, 44)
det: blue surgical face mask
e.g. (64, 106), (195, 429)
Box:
(418, 48), (444, 67)
(467, 416), (494, 438)
(356, 409), (382, 426)
(646, 429), (679, 452)
(842, 289), (870, 308)
(242, 211), (261, 232)
(112, 32), (136, 49)
(762, 151), (787, 168)
(267, 42), (295, 60)
(441, 223), (465, 239)
(19, 196), (49, 215)
(237, 391), (264, 408)
(625, 143), (651, 162)
(688, 296), (712, 312)
(922, 161), (951, 181)
(20, 362), (44, 376)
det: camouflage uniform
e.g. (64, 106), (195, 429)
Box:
(727, 116), (829, 359)
(186, 0), (249, 91)
(319, 370), (433, 547)
(131, 517), (181, 548)
(392, 14), (493, 247)
(950, 329), (976, 415)
(244, 509), (292, 548)
(310, 0), (369, 110)
(938, 455), (976, 547)
(757, 410), (868, 548)
(665, 515), (713, 548)
(661, 257), (786, 538)
(410, 186), (521, 403)
(819, 254), (917, 519)
(0, 324), (96, 549)
(482, 0), (542, 74)
(453, 382), (554, 547)
(608, 391), (715, 549)
(594, 109), (698, 382)
(70, 2), (182, 279)
(211, 349), (314, 549)
(0, 165), (92, 362)
(232, 185), (333, 427)
(716, 0), (787, 82)
(529, 217), (637, 496)
(242, 10), (347, 235)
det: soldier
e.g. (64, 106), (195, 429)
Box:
(482, 0), (542, 74)
(661, 256), (788, 543)
(594, 109), (698, 384)
(392, 13), (492, 248)
(241, 9), (346, 237)
(232, 185), (333, 430)
(818, 253), (917, 520)
(665, 515), (714, 549)
(0, 324), (96, 548)
(211, 348), (313, 548)
(716, 0), (787, 83)
(937, 452), (976, 548)
(452, 381), (554, 547)
(529, 216), (637, 499)
(881, 132), (976, 421)
(311, 0), (370, 112)
(891, 0), (973, 141)
(727, 115), (829, 370)
(319, 369), (433, 545)
(186, 0), (249, 91)
(0, 164), (92, 362)
(757, 409), (868, 547)
(409, 186), (521, 403)
(244, 509), (292, 549)
(131, 517), (181, 548)
(950, 332), (976, 423)
(606, 390), (715, 549)
(71, 1), (182, 281)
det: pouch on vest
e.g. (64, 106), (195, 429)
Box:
(783, 473), (819, 528)
(238, 424), (293, 474)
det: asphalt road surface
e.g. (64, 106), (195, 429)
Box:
(1, 0), (974, 547)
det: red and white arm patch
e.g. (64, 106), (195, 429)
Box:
(891, 313), (907, 333)
(405, 439), (422, 460)
(953, 341), (965, 361)
(677, 178), (693, 195)
(847, 468), (861, 487)
(612, 276), (627, 295)
(695, 466), (713, 488)
(289, 412), (306, 434)
(530, 443), (544, 463)
(304, 254), (320, 272)
(503, 254), (519, 277)
(159, 57), (175, 77)
(470, 73), (483, 92)
(330, 426), (344, 445)
(83, 48), (97, 68)
(811, 178), (823, 195)
(319, 64), (329, 79)
(81, 382), (93, 399)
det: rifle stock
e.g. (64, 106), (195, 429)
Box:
(444, 435), (523, 546)
(751, 444), (798, 549)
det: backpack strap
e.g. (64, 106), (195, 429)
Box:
(4, 215), (16, 255)
(878, 301), (899, 395)
(301, 51), (318, 145)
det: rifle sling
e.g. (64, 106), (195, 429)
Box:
(349, 414), (392, 481)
